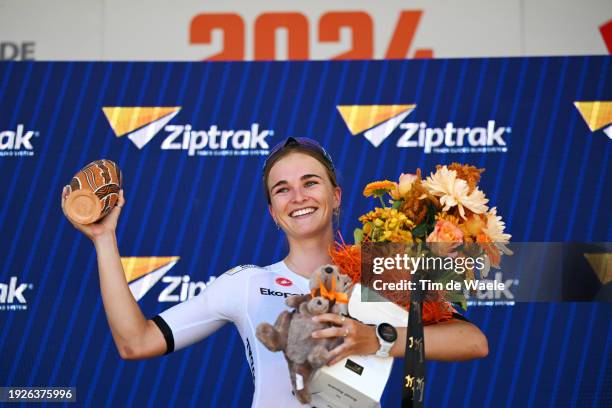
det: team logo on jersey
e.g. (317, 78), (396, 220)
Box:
(275, 277), (293, 287)
(574, 101), (612, 139)
(259, 287), (301, 298)
(226, 264), (258, 276)
(337, 104), (510, 153)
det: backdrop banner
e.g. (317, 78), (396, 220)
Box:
(0, 57), (610, 406)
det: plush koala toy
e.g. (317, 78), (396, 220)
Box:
(310, 264), (354, 316)
(256, 295), (338, 404)
(332, 273), (353, 316)
(256, 264), (354, 404)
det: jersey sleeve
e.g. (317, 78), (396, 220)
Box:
(152, 266), (252, 354)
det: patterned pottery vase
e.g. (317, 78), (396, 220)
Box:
(65, 159), (122, 224)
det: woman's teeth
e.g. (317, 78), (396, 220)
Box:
(290, 207), (316, 217)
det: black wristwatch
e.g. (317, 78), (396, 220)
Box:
(375, 323), (398, 357)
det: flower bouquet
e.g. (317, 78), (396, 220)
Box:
(318, 163), (512, 407)
(331, 162), (512, 322)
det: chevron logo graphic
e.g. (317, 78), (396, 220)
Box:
(584, 253), (611, 285)
(574, 101), (612, 140)
(122, 256), (180, 301)
(103, 107), (181, 149)
(336, 104), (416, 147)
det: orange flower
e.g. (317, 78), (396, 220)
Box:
(329, 240), (456, 324)
(329, 242), (361, 284)
(363, 180), (396, 197)
(476, 233), (501, 268)
(427, 220), (464, 242)
(463, 214), (486, 237)
(427, 220), (464, 257)
(389, 183), (401, 200)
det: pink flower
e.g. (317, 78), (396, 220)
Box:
(426, 220), (464, 257)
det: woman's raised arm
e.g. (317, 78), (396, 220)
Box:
(61, 186), (166, 360)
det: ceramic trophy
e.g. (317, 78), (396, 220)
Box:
(64, 159), (122, 224)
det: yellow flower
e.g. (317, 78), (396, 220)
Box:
(388, 229), (413, 243)
(389, 184), (401, 200)
(363, 180), (396, 197)
(360, 207), (415, 243)
(423, 166), (488, 219)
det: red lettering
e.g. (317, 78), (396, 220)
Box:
(189, 10), (434, 61)
(600, 19), (612, 54)
(385, 10), (433, 59)
(318, 12), (373, 60)
(190, 13), (245, 61)
(254, 13), (309, 60)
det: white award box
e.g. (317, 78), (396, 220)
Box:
(309, 284), (408, 408)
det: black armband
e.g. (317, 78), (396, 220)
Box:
(152, 315), (175, 354)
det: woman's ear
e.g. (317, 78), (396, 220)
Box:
(268, 204), (277, 225)
(333, 187), (342, 209)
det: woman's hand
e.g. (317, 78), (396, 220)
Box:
(61, 186), (125, 241)
(311, 314), (489, 363)
(311, 314), (379, 365)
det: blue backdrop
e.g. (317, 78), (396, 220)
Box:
(0, 57), (610, 407)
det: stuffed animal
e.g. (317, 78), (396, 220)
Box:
(331, 273), (353, 316)
(310, 264), (353, 316)
(256, 264), (354, 404)
(256, 294), (337, 404)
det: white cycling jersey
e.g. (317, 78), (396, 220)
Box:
(153, 261), (313, 408)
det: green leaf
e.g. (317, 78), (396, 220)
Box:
(426, 203), (437, 224)
(392, 200), (402, 209)
(353, 228), (364, 245)
(412, 223), (428, 238)
(443, 290), (465, 303)
(443, 292), (468, 311)
(372, 189), (390, 197)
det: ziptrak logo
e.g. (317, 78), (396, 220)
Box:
(465, 272), (519, 307)
(102, 107), (273, 156)
(337, 104), (510, 153)
(0, 124), (39, 157)
(123, 257), (214, 303)
(574, 101), (612, 140)
(0, 277), (34, 311)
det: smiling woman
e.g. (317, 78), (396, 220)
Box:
(61, 136), (488, 408)
(268, 163), (339, 243)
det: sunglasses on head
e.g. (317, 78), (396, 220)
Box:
(263, 137), (334, 173)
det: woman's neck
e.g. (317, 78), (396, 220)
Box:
(284, 229), (334, 278)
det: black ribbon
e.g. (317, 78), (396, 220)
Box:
(402, 285), (425, 407)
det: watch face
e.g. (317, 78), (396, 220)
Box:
(377, 323), (398, 342)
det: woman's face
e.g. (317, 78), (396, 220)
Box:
(267, 152), (341, 240)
